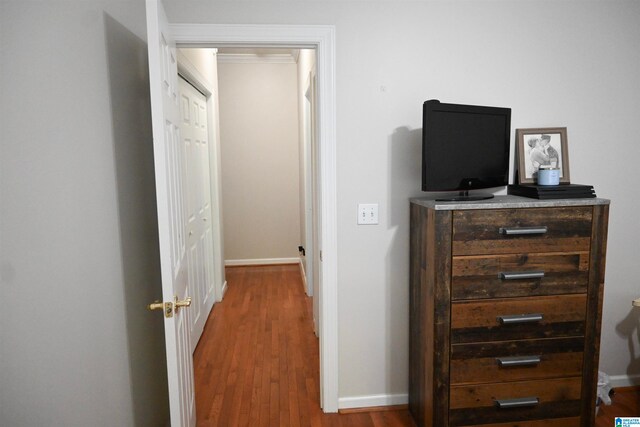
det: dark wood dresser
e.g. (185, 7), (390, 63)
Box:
(409, 195), (609, 427)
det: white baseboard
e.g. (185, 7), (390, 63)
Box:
(299, 257), (306, 275)
(221, 280), (228, 299)
(609, 373), (640, 388)
(338, 393), (408, 410)
(299, 257), (312, 296)
(225, 257), (299, 266)
(336, 374), (640, 410)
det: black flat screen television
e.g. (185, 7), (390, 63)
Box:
(422, 100), (511, 201)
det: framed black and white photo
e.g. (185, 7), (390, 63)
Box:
(516, 127), (570, 184)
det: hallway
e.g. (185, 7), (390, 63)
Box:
(193, 264), (415, 426)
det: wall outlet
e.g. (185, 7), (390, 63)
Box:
(358, 203), (379, 225)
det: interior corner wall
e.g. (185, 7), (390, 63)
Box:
(167, 0), (640, 405)
(1, 1), (169, 425)
(217, 60), (301, 263)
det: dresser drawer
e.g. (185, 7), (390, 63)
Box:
(449, 418), (581, 427)
(452, 207), (593, 256)
(451, 294), (586, 344)
(449, 377), (582, 426)
(451, 252), (589, 300)
(450, 337), (584, 385)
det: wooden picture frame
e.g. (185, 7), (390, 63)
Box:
(516, 127), (570, 184)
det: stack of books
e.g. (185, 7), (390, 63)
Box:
(508, 184), (596, 200)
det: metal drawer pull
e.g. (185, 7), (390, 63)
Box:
(498, 313), (544, 324)
(499, 271), (545, 280)
(499, 226), (548, 235)
(495, 397), (539, 409)
(497, 355), (541, 367)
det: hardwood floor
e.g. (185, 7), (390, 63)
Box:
(596, 388), (640, 426)
(193, 264), (416, 426)
(193, 264), (638, 426)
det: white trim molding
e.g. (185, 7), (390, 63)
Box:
(221, 280), (228, 299)
(217, 53), (296, 64)
(338, 393), (408, 410)
(170, 23), (338, 412)
(225, 258), (299, 266)
(299, 257), (311, 297)
(170, 24), (322, 48)
(177, 49), (216, 95)
(609, 374), (640, 388)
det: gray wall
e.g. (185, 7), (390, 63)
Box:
(0, 1), (169, 425)
(1, 0), (639, 420)
(165, 0), (640, 403)
(218, 61), (301, 262)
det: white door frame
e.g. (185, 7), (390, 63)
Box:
(170, 24), (338, 412)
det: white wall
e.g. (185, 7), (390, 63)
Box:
(166, 0), (640, 403)
(217, 60), (301, 262)
(0, 1), (169, 425)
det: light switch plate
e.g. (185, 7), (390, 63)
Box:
(358, 203), (378, 225)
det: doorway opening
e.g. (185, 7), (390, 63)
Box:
(175, 39), (334, 414)
(152, 21), (338, 413)
(179, 46), (322, 421)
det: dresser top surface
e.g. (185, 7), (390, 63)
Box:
(410, 194), (610, 211)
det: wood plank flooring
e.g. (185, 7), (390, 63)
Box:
(596, 388), (640, 426)
(193, 264), (416, 426)
(193, 264), (639, 426)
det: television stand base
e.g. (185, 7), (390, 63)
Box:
(435, 191), (494, 202)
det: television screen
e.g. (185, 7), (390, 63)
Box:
(422, 100), (511, 196)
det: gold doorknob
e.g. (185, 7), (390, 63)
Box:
(175, 296), (192, 308)
(147, 300), (173, 318)
(148, 301), (164, 311)
(174, 296), (192, 314)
